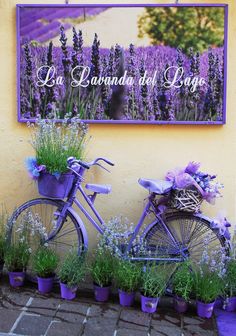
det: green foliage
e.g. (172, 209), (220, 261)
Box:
(193, 265), (223, 303)
(172, 262), (193, 301)
(5, 242), (30, 272)
(141, 263), (169, 298)
(224, 259), (236, 297)
(114, 259), (142, 293)
(138, 7), (224, 53)
(58, 249), (85, 288)
(0, 207), (8, 263)
(32, 247), (59, 278)
(90, 250), (114, 287)
(30, 118), (88, 174)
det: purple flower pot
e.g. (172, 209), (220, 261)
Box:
(223, 297), (236, 312)
(118, 290), (135, 307)
(8, 271), (25, 287)
(60, 282), (77, 300)
(94, 284), (110, 302)
(141, 295), (159, 313)
(37, 276), (54, 294)
(38, 172), (74, 199)
(174, 296), (188, 313)
(197, 301), (215, 319)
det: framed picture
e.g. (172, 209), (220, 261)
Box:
(17, 4), (228, 124)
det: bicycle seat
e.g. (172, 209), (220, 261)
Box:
(138, 178), (173, 194)
(85, 184), (111, 194)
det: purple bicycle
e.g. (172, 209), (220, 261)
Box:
(9, 157), (228, 266)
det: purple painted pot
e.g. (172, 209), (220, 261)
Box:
(37, 276), (54, 294)
(174, 296), (188, 313)
(8, 271), (25, 287)
(94, 284), (110, 302)
(38, 172), (74, 199)
(60, 282), (77, 300)
(197, 301), (215, 319)
(223, 297), (236, 312)
(118, 290), (135, 307)
(141, 295), (159, 313)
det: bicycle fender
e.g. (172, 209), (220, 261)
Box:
(67, 207), (89, 249)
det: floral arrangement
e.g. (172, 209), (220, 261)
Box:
(25, 118), (88, 179)
(166, 161), (223, 204)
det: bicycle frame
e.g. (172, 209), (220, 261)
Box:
(51, 166), (187, 262)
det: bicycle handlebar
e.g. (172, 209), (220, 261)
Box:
(67, 156), (115, 171)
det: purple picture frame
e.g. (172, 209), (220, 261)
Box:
(17, 3), (228, 125)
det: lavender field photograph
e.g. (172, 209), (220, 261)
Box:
(17, 4), (228, 124)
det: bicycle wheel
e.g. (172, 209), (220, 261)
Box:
(143, 212), (228, 264)
(8, 198), (85, 261)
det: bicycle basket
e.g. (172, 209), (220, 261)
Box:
(38, 172), (74, 199)
(170, 188), (203, 213)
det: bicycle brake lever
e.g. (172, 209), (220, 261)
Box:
(95, 163), (111, 173)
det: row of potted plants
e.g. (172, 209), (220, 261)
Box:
(1, 236), (236, 318)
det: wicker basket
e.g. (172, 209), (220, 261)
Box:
(170, 188), (203, 213)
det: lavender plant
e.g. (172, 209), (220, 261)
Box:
(27, 118), (88, 176)
(114, 258), (142, 293)
(141, 263), (170, 298)
(58, 249), (86, 288)
(0, 207), (8, 265)
(5, 242), (30, 272)
(192, 240), (226, 303)
(90, 249), (114, 287)
(20, 26), (224, 122)
(172, 262), (193, 301)
(32, 246), (59, 278)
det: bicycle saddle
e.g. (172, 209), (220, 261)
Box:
(85, 184), (111, 194)
(138, 178), (173, 194)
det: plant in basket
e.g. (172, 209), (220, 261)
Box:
(5, 241), (30, 288)
(140, 263), (169, 313)
(90, 248), (114, 302)
(172, 262), (193, 313)
(32, 246), (59, 294)
(114, 258), (142, 307)
(58, 249), (86, 300)
(165, 162), (223, 212)
(25, 118), (88, 199)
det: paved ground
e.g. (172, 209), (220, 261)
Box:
(0, 278), (219, 336)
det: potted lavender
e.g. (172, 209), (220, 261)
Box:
(172, 262), (193, 313)
(193, 265), (223, 318)
(223, 259), (236, 312)
(90, 249), (114, 302)
(5, 242), (30, 287)
(114, 259), (141, 307)
(32, 246), (59, 294)
(140, 263), (168, 313)
(26, 118), (88, 199)
(58, 249), (85, 300)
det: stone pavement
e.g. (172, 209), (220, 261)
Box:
(0, 279), (219, 336)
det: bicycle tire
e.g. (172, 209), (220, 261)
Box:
(8, 198), (85, 265)
(142, 211), (228, 264)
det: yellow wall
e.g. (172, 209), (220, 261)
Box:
(0, 0), (235, 247)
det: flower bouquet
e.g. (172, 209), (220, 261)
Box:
(25, 118), (88, 199)
(166, 162), (223, 212)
